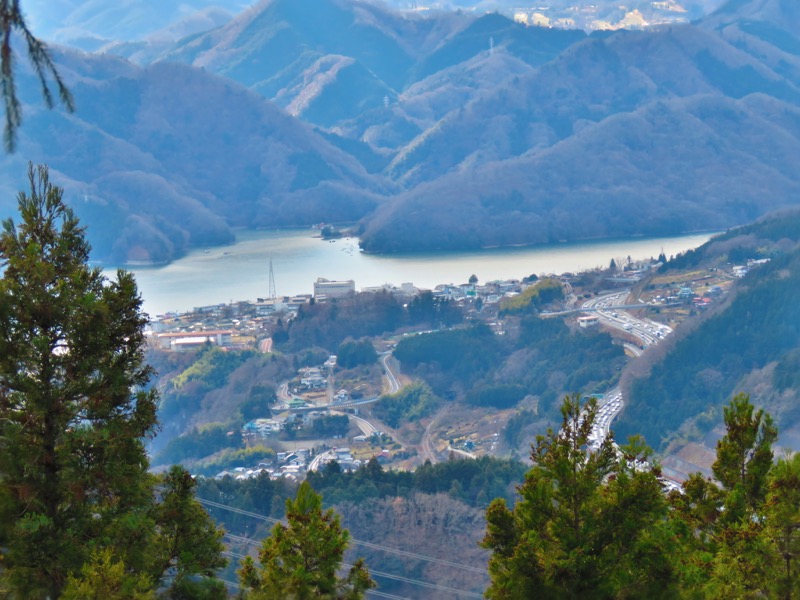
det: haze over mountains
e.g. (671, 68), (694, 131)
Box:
(4, 0), (800, 263)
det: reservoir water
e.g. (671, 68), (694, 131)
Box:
(126, 230), (716, 317)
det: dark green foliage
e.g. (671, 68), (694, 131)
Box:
(307, 455), (526, 508)
(238, 481), (374, 599)
(666, 395), (784, 598)
(499, 278), (564, 315)
(406, 290), (462, 327)
(281, 292), (406, 352)
(0, 164), (159, 597)
(764, 454), (800, 599)
(394, 315), (623, 411)
(372, 381), (440, 428)
(240, 384), (276, 421)
(712, 393), (776, 517)
(194, 446), (276, 478)
(337, 338), (377, 369)
(311, 414), (350, 438)
(773, 348), (800, 391)
(196, 472), (296, 529)
(153, 423), (242, 466)
(516, 316), (624, 400)
(661, 208), (800, 273)
(502, 409), (536, 447)
(466, 383), (526, 409)
(482, 394), (676, 599)
(157, 346), (258, 426)
(172, 345), (256, 390)
(280, 291), (464, 353)
(153, 466), (228, 597)
(393, 324), (502, 396)
(0, 165), (226, 596)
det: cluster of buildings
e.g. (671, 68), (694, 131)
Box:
(214, 446), (364, 481)
(215, 448), (313, 481)
(511, 1), (696, 31)
(732, 258), (770, 278)
(146, 274), (541, 352)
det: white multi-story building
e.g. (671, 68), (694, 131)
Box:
(313, 278), (355, 299)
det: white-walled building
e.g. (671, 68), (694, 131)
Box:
(313, 278), (355, 299)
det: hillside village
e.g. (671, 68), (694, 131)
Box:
(146, 251), (757, 483)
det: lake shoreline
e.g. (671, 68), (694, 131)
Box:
(123, 229), (718, 317)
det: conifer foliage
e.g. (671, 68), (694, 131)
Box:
(0, 165), (225, 598)
(481, 394), (675, 599)
(239, 481), (375, 599)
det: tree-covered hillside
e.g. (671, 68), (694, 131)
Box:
(617, 209), (800, 449)
(394, 314), (625, 414)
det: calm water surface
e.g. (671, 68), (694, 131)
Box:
(126, 230), (716, 316)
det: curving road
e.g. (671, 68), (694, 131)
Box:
(581, 290), (672, 351)
(581, 291), (674, 447)
(380, 352), (401, 394)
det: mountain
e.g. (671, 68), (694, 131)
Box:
(359, 93), (800, 252)
(382, 23), (800, 187)
(25, 0), (251, 49)
(616, 207), (800, 450)
(699, 0), (800, 87)
(1, 49), (391, 264)
(9, 0), (800, 261)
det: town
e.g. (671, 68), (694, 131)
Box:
(147, 253), (767, 484)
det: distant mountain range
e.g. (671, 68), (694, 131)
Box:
(4, 0), (800, 263)
(25, 0), (726, 48)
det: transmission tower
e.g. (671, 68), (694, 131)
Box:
(268, 258), (277, 300)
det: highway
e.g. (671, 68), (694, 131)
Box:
(381, 352), (401, 394)
(307, 449), (336, 473)
(581, 290), (672, 351)
(580, 290), (673, 447)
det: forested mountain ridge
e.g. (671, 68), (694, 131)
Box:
(0, 50), (393, 264)
(5, 0), (800, 262)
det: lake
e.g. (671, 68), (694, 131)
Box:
(126, 229), (717, 316)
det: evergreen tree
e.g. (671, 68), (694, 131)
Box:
(239, 481), (375, 599)
(0, 164), (158, 596)
(669, 393), (778, 598)
(712, 392), (777, 517)
(764, 454), (800, 600)
(0, 165), (226, 597)
(482, 394), (676, 599)
(61, 549), (156, 600)
(153, 466), (228, 599)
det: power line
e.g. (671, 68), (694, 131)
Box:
(349, 564), (483, 598)
(199, 496), (488, 574)
(223, 535), (483, 598)
(367, 589), (408, 600)
(224, 550), (413, 600)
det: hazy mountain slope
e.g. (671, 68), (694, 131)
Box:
(1, 50), (391, 264)
(409, 12), (586, 81)
(167, 0), (418, 93)
(387, 23), (800, 187)
(359, 94), (800, 252)
(100, 8), (236, 65)
(27, 0), (251, 49)
(615, 208), (800, 450)
(15, 0), (800, 260)
(338, 494), (490, 597)
(699, 0), (800, 86)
